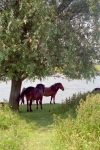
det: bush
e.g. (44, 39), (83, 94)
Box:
(0, 105), (35, 150)
(52, 92), (91, 118)
(53, 94), (100, 150)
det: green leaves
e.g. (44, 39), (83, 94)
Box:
(0, 51), (5, 61)
(0, 0), (56, 80)
(0, 0), (99, 81)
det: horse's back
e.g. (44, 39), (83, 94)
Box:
(44, 87), (53, 96)
(92, 88), (100, 92)
(20, 86), (35, 98)
(27, 89), (36, 100)
(25, 86), (35, 92)
(44, 84), (60, 96)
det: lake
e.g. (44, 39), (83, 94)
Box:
(0, 75), (100, 103)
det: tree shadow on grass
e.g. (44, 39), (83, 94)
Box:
(18, 103), (61, 129)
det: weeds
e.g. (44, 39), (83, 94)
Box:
(53, 94), (100, 150)
(52, 92), (91, 118)
(0, 92), (100, 150)
(0, 105), (35, 150)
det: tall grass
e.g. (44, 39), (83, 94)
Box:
(52, 92), (91, 118)
(0, 103), (59, 150)
(0, 92), (100, 150)
(0, 104), (36, 150)
(53, 94), (100, 150)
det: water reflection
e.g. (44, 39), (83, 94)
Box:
(0, 75), (100, 103)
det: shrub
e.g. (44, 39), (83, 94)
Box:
(52, 92), (91, 118)
(53, 94), (100, 150)
(0, 105), (35, 150)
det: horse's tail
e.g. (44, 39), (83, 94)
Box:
(20, 89), (27, 98)
(17, 93), (21, 105)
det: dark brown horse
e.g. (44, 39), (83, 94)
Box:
(44, 82), (64, 104)
(92, 88), (100, 92)
(19, 84), (45, 112)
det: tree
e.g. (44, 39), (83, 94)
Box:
(0, 0), (56, 110)
(49, 0), (100, 78)
(0, 0), (99, 110)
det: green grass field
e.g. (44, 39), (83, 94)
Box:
(0, 92), (100, 150)
(19, 103), (61, 129)
(0, 103), (61, 150)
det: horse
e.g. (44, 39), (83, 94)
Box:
(92, 88), (100, 92)
(19, 84), (45, 112)
(44, 82), (64, 104)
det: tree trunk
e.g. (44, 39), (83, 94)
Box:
(9, 78), (22, 111)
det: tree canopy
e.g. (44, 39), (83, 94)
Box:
(0, 0), (99, 81)
(0, 0), (100, 110)
(0, 0), (57, 81)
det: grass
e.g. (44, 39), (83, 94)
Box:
(53, 94), (100, 150)
(18, 104), (61, 150)
(0, 92), (100, 150)
(51, 92), (91, 119)
(19, 103), (60, 127)
(0, 103), (61, 150)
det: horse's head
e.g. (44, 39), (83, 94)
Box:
(58, 83), (64, 91)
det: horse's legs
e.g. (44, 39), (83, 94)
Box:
(36, 100), (38, 109)
(30, 100), (32, 112)
(53, 95), (55, 104)
(50, 96), (52, 104)
(50, 95), (55, 104)
(27, 100), (29, 112)
(39, 98), (43, 109)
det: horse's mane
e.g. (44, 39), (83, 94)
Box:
(51, 83), (61, 87)
(51, 83), (61, 92)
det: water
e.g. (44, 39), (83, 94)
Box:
(0, 75), (100, 103)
